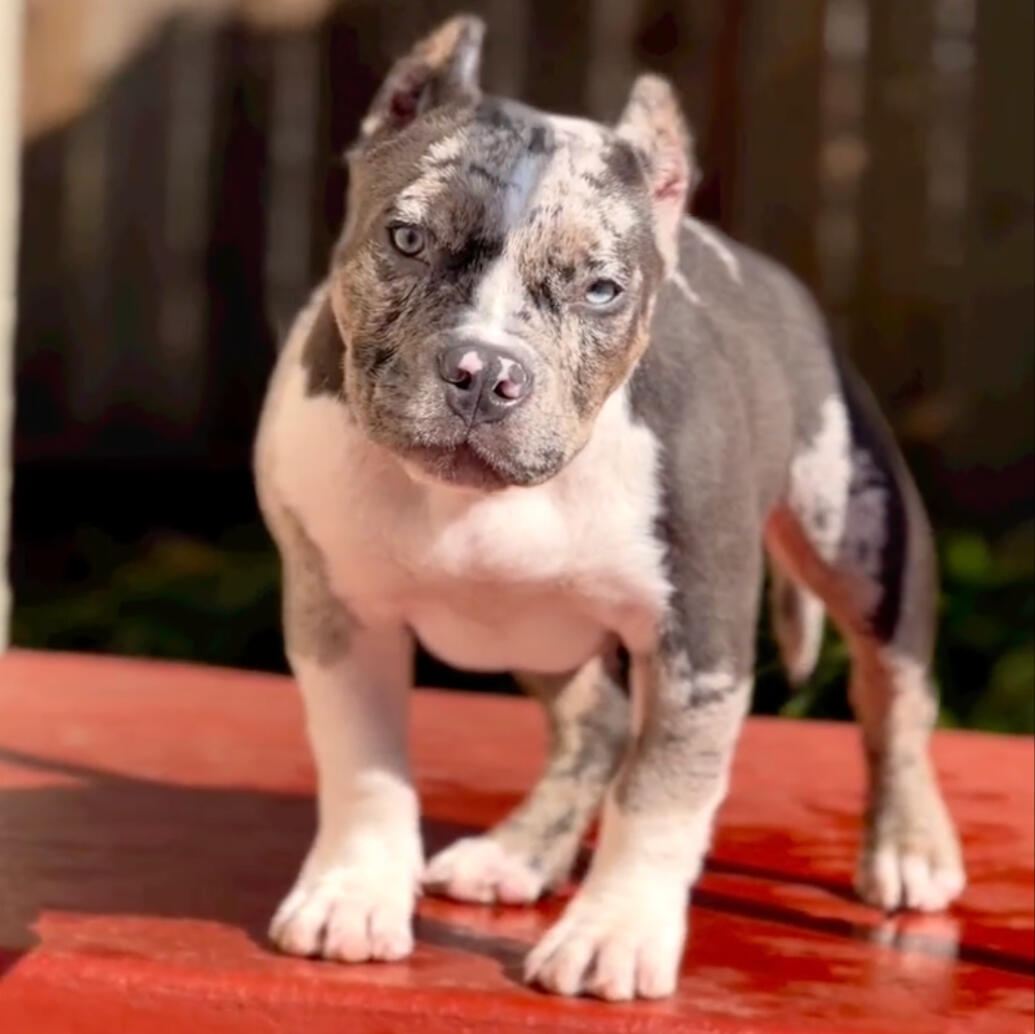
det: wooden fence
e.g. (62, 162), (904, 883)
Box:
(15, 0), (1034, 532)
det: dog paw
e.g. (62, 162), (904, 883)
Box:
(424, 835), (547, 904)
(524, 882), (687, 1000)
(855, 800), (966, 912)
(269, 860), (417, 962)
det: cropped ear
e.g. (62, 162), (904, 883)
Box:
(616, 74), (695, 272)
(360, 15), (485, 141)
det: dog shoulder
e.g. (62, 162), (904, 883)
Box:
(254, 283), (348, 529)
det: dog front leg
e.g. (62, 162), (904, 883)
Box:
(524, 647), (751, 999)
(268, 517), (420, 962)
(526, 527), (762, 1000)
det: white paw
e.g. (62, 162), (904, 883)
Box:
(269, 860), (417, 962)
(856, 843), (966, 913)
(856, 793), (966, 913)
(524, 882), (687, 1000)
(423, 835), (547, 904)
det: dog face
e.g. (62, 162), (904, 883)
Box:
(330, 16), (693, 490)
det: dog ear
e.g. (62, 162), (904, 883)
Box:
(616, 75), (695, 272)
(360, 15), (485, 141)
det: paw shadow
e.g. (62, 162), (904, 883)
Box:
(0, 746), (548, 988)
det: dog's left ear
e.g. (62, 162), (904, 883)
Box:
(616, 75), (695, 272)
(360, 15), (485, 141)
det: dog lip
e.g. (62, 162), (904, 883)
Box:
(406, 440), (512, 490)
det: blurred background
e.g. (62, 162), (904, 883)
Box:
(11, 0), (1034, 730)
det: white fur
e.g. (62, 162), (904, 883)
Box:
(423, 836), (545, 904)
(545, 112), (606, 144)
(394, 128), (471, 222)
(788, 395), (852, 563)
(682, 215), (743, 284)
(426, 128), (468, 166)
(670, 268), (702, 306)
(693, 667), (736, 694)
(470, 249), (525, 338)
(525, 773), (727, 1000)
(268, 643), (422, 961)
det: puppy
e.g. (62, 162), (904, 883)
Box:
(253, 14), (965, 1001)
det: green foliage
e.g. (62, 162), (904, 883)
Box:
(12, 521), (1034, 733)
(12, 525), (285, 673)
(935, 523), (1034, 732)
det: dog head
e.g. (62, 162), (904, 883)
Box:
(331, 15), (694, 490)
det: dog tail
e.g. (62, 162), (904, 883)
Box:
(769, 568), (825, 687)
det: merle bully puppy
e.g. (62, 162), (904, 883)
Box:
(253, 14), (964, 1001)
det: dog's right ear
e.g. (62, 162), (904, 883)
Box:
(359, 15), (485, 142)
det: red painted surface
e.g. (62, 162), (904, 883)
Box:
(0, 649), (1031, 1033)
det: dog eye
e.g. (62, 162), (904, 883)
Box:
(584, 278), (622, 307)
(389, 224), (426, 257)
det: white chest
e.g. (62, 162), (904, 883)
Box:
(263, 355), (670, 674)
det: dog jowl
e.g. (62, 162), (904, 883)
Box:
(254, 14), (965, 1001)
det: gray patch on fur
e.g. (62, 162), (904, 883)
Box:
(280, 507), (355, 663)
(488, 660), (629, 885)
(300, 298), (346, 400)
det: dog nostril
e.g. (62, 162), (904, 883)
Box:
(454, 369), (473, 390)
(494, 378), (522, 400)
(493, 359), (528, 401)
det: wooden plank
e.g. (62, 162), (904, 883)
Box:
(942, 0), (1034, 520)
(0, 650), (1031, 1033)
(202, 26), (275, 468)
(855, 0), (936, 408)
(308, 1), (387, 276)
(13, 134), (73, 464)
(731, 0), (826, 283)
(523, 0), (593, 114)
(628, 0), (733, 223)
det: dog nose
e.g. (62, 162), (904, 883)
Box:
(437, 341), (533, 425)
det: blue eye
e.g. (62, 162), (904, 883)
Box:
(389, 224), (426, 256)
(585, 278), (622, 307)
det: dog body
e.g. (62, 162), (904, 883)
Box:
(254, 16), (964, 1000)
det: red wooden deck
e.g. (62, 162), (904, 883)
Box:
(0, 650), (1031, 1033)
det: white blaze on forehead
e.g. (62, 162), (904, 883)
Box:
(416, 120), (643, 337)
(503, 150), (543, 226)
(470, 249), (524, 337)
(682, 215), (742, 284)
(465, 151), (547, 336)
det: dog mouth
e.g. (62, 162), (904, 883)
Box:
(403, 440), (515, 490)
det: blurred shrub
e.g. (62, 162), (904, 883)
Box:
(12, 520), (1034, 733)
(12, 524), (284, 673)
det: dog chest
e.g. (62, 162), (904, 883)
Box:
(268, 367), (671, 666)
